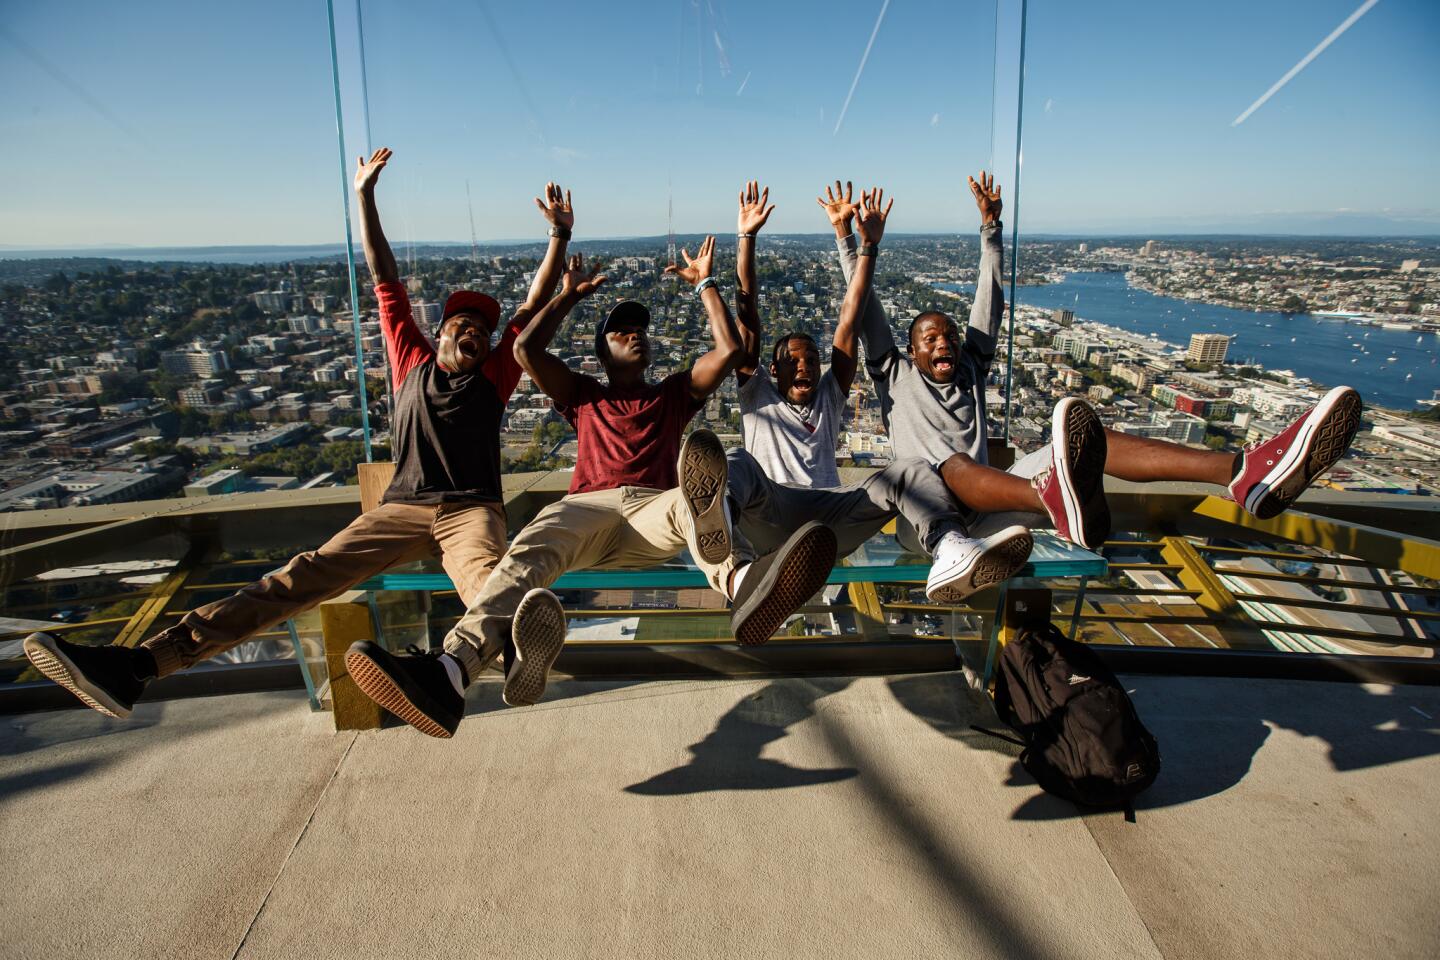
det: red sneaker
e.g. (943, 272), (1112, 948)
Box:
(1229, 386), (1362, 519)
(1031, 397), (1110, 549)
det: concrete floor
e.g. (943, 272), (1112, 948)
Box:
(2, 673), (1438, 960)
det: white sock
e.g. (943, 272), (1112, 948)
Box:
(729, 562), (753, 601)
(438, 653), (465, 696)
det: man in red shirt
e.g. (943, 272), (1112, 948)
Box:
(24, 148), (572, 726)
(346, 238), (838, 737)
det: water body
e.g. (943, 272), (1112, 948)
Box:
(944, 271), (1438, 410)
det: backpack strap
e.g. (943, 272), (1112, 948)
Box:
(969, 725), (1027, 749)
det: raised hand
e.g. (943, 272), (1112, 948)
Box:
(560, 253), (606, 298)
(737, 180), (775, 235)
(535, 182), (574, 231)
(354, 147), (392, 195)
(664, 235), (716, 286)
(856, 187), (893, 245)
(815, 180), (858, 230)
(968, 171), (1002, 226)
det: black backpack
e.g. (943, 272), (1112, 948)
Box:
(989, 622), (1160, 813)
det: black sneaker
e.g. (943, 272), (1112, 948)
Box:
(23, 632), (148, 718)
(503, 588), (567, 707)
(345, 641), (465, 738)
(679, 428), (731, 565)
(730, 521), (837, 646)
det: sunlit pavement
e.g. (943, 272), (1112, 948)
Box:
(3, 674), (1438, 960)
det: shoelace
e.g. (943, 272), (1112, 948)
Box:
(403, 644), (443, 659)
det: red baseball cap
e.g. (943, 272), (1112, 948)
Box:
(441, 290), (501, 333)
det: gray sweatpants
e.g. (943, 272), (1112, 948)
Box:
(726, 449), (964, 560)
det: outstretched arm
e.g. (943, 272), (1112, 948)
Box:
(354, 148), (399, 285)
(513, 253), (607, 410)
(835, 187), (893, 395)
(514, 183), (574, 326)
(967, 171), (1005, 367)
(666, 235), (744, 401)
(820, 180), (896, 365)
(734, 180), (774, 377)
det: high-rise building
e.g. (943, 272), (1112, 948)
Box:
(1400, 259), (1421, 274)
(1187, 333), (1231, 365)
(1142, 240), (1158, 256)
(1052, 308), (1075, 326)
(1077, 242), (1089, 254)
(411, 300), (442, 331)
(160, 344), (230, 377)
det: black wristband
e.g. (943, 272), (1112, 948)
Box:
(858, 244), (879, 257)
(549, 225), (572, 240)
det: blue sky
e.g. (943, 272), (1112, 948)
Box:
(2, 0), (1437, 247)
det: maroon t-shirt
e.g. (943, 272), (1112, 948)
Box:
(557, 371), (704, 494)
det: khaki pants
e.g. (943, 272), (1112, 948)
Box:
(442, 486), (735, 679)
(142, 501), (506, 677)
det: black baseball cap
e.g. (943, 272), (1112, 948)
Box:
(594, 300), (651, 357)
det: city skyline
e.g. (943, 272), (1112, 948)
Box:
(3, 0), (1438, 246)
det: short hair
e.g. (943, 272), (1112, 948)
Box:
(907, 311), (955, 349)
(770, 332), (819, 364)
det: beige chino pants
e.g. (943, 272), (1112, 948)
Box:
(142, 501), (506, 676)
(442, 486), (737, 679)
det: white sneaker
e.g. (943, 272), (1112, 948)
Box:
(924, 526), (1034, 604)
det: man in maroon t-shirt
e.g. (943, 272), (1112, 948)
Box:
(24, 148), (573, 726)
(346, 238), (838, 738)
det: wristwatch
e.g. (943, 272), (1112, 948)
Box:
(549, 225), (572, 239)
(858, 244), (880, 257)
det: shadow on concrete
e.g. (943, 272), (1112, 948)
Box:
(0, 756), (118, 808)
(624, 678), (857, 795)
(644, 666), (1436, 833)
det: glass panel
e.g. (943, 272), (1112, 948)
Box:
(334, 0), (999, 473)
(999, 0), (1440, 655)
(0, 0), (373, 519)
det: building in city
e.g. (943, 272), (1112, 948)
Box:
(160, 343), (231, 377)
(1187, 333), (1231, 365)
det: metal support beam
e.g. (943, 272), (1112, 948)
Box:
(113, 548), (202, 648)
(1193, 496), (1440, 581)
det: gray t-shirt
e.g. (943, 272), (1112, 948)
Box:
(837, 222), (1004, 466)
(738, 365), (845, 488)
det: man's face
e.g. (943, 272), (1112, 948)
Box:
(910, 315), (961, 383)
(602, 317), (650, 374)
(436, 313), (490, 374)
(771, 337), (821, 405)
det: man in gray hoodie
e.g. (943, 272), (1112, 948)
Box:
(840, 173), (1362, 546)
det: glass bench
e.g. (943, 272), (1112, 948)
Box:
(284, 531), (1106, 707)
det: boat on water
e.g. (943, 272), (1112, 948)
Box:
(1386, 356), (1398, 362)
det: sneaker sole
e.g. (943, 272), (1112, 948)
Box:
(23, 634), (132, 719)
(1054, 398), (1110, 549)
(344, 646), (454, 739)
(680, 429), (730, 565)
(926, 527), (1034, 604)
(733, 524), (837, 647)
(503, 590), (567, 707)
(1246, 387), (1363, 520)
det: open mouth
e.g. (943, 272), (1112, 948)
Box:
(456, 337), (481, 359)
(792, 377), (814, 390)
(932, 356), (955, 373)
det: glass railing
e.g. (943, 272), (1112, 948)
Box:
(3, 1), (1436, 698)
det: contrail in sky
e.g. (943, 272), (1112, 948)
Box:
(0, 25), (145, 147)
(833, 0), (890, 136)
(1232, 0), (1380, 127)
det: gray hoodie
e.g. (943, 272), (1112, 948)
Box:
(836, 221), (1004, 466)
